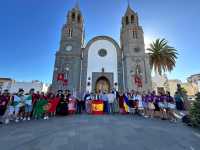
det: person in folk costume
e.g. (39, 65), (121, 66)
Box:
(0, 90), (3, 124)
(142, 91), (149, 118)
(36, 91), (41, 100)
(174, 91), (184, 111)
(9, 89), (25, 122)
(76, 91), (82, 114)
(19, 90), (26, 121)
(79, 92), (86, 112)
(48, 93), (60, 117)
(107, 90), (116, 114)
(0, 90), (11, 124)
(0, 90), (9, 115)
(42, 92), (52, 120)
(125, 92), (131, 113)
(153, 91), (159, 118)
(118, 91), (126, 114)
(147, 91), (155, 118)
(24, 89), (34, 121)
(113, 89), (119, 113)
(56, 90), (68, 116)
(84, 91), (92, 114)
(68, 93), (77, 115)
(128, 90), (135, 114)
(30, 89), (38, 116)
(132, 91), (139, 113)
(81, 91), (86, 112)
(166, 91), (177, 122)
(176, 84), (188, 110)
(135, 91), (144, 115)
(63, 90), (70, 115)
(33, 92), (48, 120)
(158, 91), (168, 120)
(101, 91), (109, 113)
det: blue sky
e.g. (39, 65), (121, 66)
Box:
(0, 0), (199, 83)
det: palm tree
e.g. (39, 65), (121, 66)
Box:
(147, 38), (178, 75)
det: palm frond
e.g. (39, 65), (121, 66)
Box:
(147, 38), (179, 75)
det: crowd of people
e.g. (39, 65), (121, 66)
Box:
(0, 88), (186, 124)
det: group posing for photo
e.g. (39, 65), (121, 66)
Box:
(0, 88), (185, 124)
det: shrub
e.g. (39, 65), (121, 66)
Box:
(189, 93), (200, 127)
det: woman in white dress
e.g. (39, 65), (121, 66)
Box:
(135, 92), (144, 115)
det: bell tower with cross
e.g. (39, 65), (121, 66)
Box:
(120, 2), (152, 92)
(52, 2), (85, 92)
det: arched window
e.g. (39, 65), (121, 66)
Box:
(131, 15), (134, 23)
(72, 12), (75, 21)
(77, 14), (81, 23)
(126, 16), (129, 25)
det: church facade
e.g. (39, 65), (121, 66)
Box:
(51, 4), (152, 93)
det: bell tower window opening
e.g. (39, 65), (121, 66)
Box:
(131, 15), (134, 24)
(77, 14), (81, 23)
(72, 12), (75, 21)
(126, 16), (129, 25)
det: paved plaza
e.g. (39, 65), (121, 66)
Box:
(0, 115), (200, 150)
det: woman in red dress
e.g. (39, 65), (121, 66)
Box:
(48, 93), (60, 117)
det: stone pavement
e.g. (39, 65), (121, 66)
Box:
(0, 115), (199, 150)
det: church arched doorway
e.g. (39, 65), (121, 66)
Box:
(95, 76), (110, 93)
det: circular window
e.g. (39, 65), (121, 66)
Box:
(98, 49), (107, 57)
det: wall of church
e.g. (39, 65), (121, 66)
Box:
(86, 39), (118, 92)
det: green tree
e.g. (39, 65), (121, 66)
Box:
(147, 38), (178, 75)
(189, 93), (200, 127)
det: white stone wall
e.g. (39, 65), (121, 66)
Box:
(187, 74), (200, 92)
(152, 74), (168, 88)
(152, 74), (169, 94)
(2, 81), (12, 91)
(168, 80), (182, 96)
(86, 39), (118, 92)
(8, 81), (49, 94)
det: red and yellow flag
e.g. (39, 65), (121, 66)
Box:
(91, 100), (104, 114)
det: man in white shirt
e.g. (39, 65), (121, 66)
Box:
(107, 91), (115, 114)
(84, 91), (91, 113)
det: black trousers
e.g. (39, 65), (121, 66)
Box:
(0, 108), (6, 116)
(176, 101), (184, 110)
(77, 101), (82, 114)
(81, 101), (85, 112)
